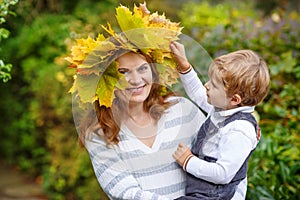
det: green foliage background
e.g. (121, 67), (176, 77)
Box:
(0, 0), (18, 82)
(0, 0), (299, 199)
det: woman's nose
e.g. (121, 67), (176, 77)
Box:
(127, 71), (142, 85)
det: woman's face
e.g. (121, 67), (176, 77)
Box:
(116, 52), (153, 105)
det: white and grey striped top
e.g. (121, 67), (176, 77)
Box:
(85, 97), (206, 200)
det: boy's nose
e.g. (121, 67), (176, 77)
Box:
(204, 82), (209, 90)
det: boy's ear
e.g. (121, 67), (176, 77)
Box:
(230, 94), (242, 106)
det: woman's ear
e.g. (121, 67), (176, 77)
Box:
(230, 94), (242, 106)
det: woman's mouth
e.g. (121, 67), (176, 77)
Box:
(126, 85), (146, 94)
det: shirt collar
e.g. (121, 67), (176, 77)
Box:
(210, 106), (255, 126)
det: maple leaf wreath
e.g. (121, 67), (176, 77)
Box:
(65, 2), (183, 108)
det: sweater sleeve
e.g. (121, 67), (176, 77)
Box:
(179, 69), (213, 114)
(85, 131), (170, 200)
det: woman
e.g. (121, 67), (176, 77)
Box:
(80, 51), (206, 199)
(67, 3), (206, 199)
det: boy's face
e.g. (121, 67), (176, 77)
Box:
(204, 66), (235, 110)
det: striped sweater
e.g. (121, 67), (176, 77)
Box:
(85, 97), (206, 200)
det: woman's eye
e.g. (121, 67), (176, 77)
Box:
(139, 64), (149, 72)
(118, 69), (128, 74)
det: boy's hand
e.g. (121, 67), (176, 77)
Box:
(170, 42), (190, 73)
(173, 142), (193, 167)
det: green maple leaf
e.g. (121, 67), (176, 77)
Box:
(156, 58), (178, 87)
(72, 62), (126, 108)
(73, 74), (99, 104)
(116, 6), (146, 32)
(78, 40), (117, 74)
(96, 62), (125, 107)
(122, 28), (159, 55)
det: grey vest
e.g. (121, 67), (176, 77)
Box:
(176, 112), (260, 200)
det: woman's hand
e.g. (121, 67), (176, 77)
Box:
(170, 42), (190, 73)
(173, 142), (194, 170)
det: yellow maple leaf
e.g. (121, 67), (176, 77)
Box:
(66, 3), (184, 108)
(101, 23), (116, 36)
(116, 5), (146, 32)
(96, 33), (106, 42)
(74, 73), (99, 104)
(96, 62), (124, 107)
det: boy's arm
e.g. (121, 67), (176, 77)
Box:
(170, 42), (191, 73)
(170, 42), (213, 113)
(184, 121), (256, 184)
(172, 142), (194, 171)
(179, 69), (212, 113)
(170, 42), (192, 74)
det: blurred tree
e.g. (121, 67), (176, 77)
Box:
(4, 0), (299, 199)
(119, 0), (188, 21)
(0, 0), (18, 82)
(0, 0), (116, 198)
(255, 0), (300, 16)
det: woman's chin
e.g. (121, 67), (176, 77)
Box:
(129, 93), (149, 104)
(128, 86), (151, 104)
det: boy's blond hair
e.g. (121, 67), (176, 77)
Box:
(209, 50), (270, 106)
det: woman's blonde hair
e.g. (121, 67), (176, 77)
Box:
(209, 50), (270, 106)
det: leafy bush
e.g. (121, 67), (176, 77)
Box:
(1, 0), (299, 199)
(179, 1), (300, 199)
(0, 0), (18, 82)
(0, 0), (115, 198)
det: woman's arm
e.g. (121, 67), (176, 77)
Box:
(85, 130), (170, 200)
